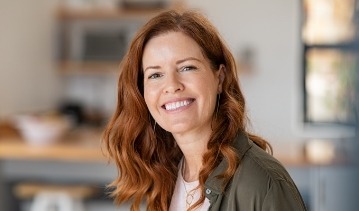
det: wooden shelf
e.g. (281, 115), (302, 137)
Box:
(58, 8), (163, 20)
(56, 2), (183, 21)
(14, 183), (100, 199)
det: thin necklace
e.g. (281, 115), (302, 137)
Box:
(181, 160), (198, 209)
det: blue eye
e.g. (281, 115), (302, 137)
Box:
(148, 73), (162, 79)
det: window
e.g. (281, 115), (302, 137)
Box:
(302, 0), (359, 125)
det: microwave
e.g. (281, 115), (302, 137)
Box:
(58, 19), (143, 62)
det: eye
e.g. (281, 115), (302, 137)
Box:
(181, 66), (197, 72)
(148, 73), (163, 79)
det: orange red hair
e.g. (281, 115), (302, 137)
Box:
(102, 9), (271, 211)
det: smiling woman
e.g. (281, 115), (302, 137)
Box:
(143, 32), (223, 136)
(102, 10), (307, 211)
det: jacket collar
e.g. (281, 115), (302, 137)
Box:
(204, 132), (253, 194)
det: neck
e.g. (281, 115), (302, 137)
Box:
(182, 157), (202, 182)
(174, 131), (211, 182)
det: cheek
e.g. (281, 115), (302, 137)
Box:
(144, 86), (157, 110)
(200, 79), (219, 108)
(143, 90), (151, 108)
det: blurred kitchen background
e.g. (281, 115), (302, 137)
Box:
(0, 0), (358, 210)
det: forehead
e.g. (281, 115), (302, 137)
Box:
(142, 31), (205, 64)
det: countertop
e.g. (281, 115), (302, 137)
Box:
(0, 125), (354, 166)
(0, 127), (107, 162)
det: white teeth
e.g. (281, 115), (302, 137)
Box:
(165, 100), (191, 110)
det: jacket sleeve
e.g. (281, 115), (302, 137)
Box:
(261, 179), (307, 211)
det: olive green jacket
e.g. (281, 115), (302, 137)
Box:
(204, 133), (307, 211)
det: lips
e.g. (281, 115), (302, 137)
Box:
(163, 99), (194, 111)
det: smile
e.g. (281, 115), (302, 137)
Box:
(163, 99), (194, 111)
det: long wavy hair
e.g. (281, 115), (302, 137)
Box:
(102, 9), (271, 211)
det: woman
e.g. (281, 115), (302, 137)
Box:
(103, 10), (307, 211)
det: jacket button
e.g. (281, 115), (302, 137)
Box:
(206, 189), (211, 194)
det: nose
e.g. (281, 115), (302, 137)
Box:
(163, 74), (184, 94)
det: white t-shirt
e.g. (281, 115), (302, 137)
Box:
(169, 160), (210, 211)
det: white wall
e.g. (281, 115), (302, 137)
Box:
(0, 2), (61, 209)
(0, 0), (61, 118)
(185, 0), (356, 147)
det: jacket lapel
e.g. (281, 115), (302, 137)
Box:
(204, 132), (253, 206)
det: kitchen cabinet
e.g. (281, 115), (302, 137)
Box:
(0, 127), (113, 211)
(310, 165), (359, 211)
(277, 138), (359, 211)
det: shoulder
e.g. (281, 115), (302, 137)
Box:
(231, 133), (294, 185)
(242, 142), (292, 182)
(227, 139), (307, 210)
(232, 138), (298, 192)
(205, 134), (307, 210)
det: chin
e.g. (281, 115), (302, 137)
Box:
(161, 125), (190, 135)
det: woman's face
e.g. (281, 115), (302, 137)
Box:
(142, 31), (224, 137)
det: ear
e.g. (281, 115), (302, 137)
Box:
(217, 64), (226, 94)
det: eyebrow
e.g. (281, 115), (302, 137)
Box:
(176, 57), (202, 65)
(144, 65), (161, 72)
(143, 57), (202, 72)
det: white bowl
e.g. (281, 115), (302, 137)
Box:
(14, 115), (70, 146)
